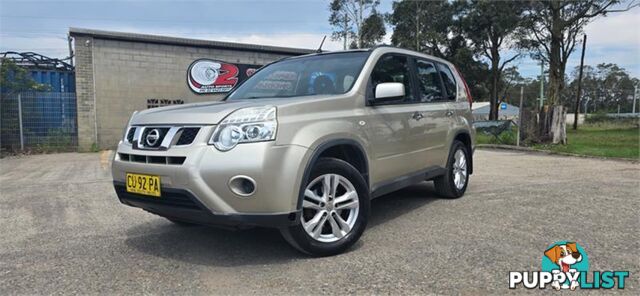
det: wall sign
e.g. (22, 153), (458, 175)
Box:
(187, 59), (261, 94)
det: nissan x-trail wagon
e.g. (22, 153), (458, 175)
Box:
(112, 46), (475, 256)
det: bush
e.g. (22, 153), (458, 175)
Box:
(585, 111), (610, 124)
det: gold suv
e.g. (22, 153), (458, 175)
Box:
(112, 46), (476, 256)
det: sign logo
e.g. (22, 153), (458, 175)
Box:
(509, 241), (629, 290)
(145, 129), (161, 147)
(246, 68), (257, 77)
(187, 59), (239, 94)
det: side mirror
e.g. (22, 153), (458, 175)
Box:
(374, 82), (405, 103)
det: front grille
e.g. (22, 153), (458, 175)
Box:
(115, 185), (203, 210)
(140, 127), (170, 148)
(119, 153), (186, 165)
(176, 128), (200, 145)
(130, 125), (203, 150)
(126, 127), (136, 143)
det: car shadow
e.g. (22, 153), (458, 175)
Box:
(125, 181), (442, 266)
(368, 181), (440, 229)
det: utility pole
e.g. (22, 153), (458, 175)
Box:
(573, 34), (587, 130)
(538, 61), (545, 110)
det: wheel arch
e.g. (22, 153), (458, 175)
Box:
(296, 139), (370, 210)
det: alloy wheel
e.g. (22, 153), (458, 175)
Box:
(452, 149), (468, 190)
(301, 174), (359, 243)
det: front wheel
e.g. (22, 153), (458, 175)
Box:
(434, 140), (470, 198)
(280, 158), (370, 256)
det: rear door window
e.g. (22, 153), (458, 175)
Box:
(415, 60), (444, 103)
(436, 63), (457, 100)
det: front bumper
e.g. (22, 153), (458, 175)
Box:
(113, 182), (299, 228)
(112, 128), (311, 225)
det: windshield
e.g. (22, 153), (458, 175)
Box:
(226, 51), (370, 100)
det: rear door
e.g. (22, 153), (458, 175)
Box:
(408, 58), (452, 168)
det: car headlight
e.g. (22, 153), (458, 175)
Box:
(209, 106), (277, 151)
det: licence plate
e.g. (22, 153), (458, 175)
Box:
(126, 173), (161, 197)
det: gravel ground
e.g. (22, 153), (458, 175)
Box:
(0, 149), (638, 295)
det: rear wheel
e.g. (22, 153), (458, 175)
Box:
(434, 140), (470, 198)
(280, 158), (370, 256)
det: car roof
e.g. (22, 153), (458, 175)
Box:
(279, 45), (452, 66)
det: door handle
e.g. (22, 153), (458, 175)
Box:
(446, 110), (454, 117)
(411, 111), (424, 121)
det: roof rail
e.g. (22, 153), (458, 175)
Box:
(368, 44), (397, 51)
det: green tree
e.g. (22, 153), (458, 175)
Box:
(519, 0), (637, 143)
(358, 9), (386, 48)
(465, 0), (527, 120)
(498, 66), (526, 104)
(389, 0), (455, 55)
(591, 64), (637, 113)
(329, 0), (382, 49)
(388, 0), (490, 101)
(0, 59), (48, 93)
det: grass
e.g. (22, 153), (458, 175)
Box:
(533, 122), (639, 159)
(476, 126), (518, 145)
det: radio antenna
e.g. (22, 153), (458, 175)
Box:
(316, 35), (326, 53)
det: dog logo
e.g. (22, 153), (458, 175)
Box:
(543, 242), (586, 290)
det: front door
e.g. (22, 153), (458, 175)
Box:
(364, 54), (419, 184)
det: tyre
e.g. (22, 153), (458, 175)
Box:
(434, 140), (470, 199)
(280, 158), (370, 256)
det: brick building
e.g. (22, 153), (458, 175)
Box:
(70, 28), (314, 151)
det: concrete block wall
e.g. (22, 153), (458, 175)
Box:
(73, 36), (97, 151)
(73, 37), (295, 151)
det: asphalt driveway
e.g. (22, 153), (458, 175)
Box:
(0, 149), (638, 294)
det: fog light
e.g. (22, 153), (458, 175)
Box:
(228, 175), (256, 197)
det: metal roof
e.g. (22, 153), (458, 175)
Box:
(1, 51), (73, 71)
(68, 27), (317, 55)
(472, 102), (520, 116)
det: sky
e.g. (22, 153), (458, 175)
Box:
(1, 0), (639, 79)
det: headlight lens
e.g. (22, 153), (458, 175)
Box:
(209, 106), (277, 151)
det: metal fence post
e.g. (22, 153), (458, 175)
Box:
(18, 93), (24, 151)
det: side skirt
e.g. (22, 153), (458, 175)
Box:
(370, 166), (446, 199)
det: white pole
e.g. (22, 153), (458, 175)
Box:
(633, 85), (637, 114)
(17, 93), (24, 151)
(517, 86), (523, 147)
(584, 98), (589, 114)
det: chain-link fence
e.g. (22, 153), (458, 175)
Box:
(1, 92), (77, 154)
